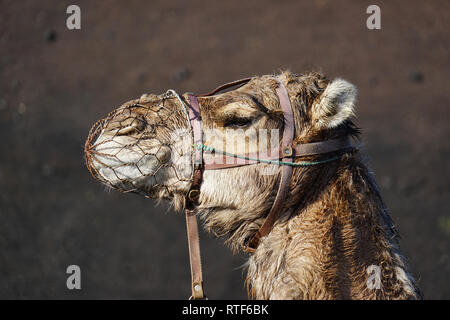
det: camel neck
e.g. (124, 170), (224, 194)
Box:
(246, 159), (421, 299)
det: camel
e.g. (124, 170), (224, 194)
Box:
(84, 71), (422, 299)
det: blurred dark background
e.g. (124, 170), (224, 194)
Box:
(0, 0), (449, 299)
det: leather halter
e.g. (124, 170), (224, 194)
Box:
(176, 77), (354, 299)
(182, 78), (253, 299)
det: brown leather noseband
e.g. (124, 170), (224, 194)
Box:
(171, 77), (354, 299)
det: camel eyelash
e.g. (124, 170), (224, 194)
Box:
(223, 116), (254, 128)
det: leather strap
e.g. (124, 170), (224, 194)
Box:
(244, 79), (295, 253)
(186, 95), (204, 205)
(187, 95), (203, 170)
(202, 137), (353, 169)
(184, 94), (205, 299)
(185, 209), (205, 299)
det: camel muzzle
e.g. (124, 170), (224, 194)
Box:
(84, 102), (181, 195)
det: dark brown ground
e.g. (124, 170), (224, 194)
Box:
(0, 0), (449, 299)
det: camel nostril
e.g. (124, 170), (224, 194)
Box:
(117, 125), (137, 135)
(133, 118), (147, 131)
(116, 118), (146, 135)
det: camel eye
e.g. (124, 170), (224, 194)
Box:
(223, 116), (253, 128)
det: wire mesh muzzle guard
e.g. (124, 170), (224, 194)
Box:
(84, 99), (193, 197)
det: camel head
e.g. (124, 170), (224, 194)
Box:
(85, 71), (358, 251)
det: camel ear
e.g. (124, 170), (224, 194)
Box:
(313, 79), (357, 129)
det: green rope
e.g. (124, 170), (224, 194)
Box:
(194, 144), (342, 167)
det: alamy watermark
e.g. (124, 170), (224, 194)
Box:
(66, 5), (81, 30)
(65, 5), (381, 32)
(366, 5), (381, 30)
(66, 265), (81, 290)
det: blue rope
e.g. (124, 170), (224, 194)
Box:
(194, 144), (342, 167)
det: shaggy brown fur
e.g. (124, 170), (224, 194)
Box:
(85, 71), (422, 299)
